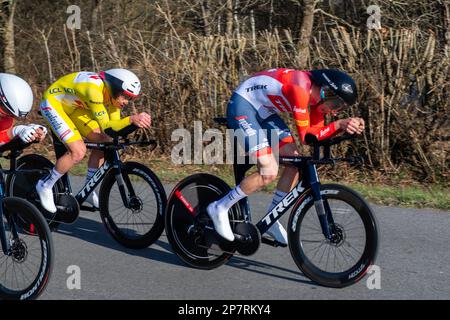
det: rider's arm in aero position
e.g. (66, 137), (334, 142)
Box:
(86, 88), (131, 134)
(281, 84), (340, 144)
(0, 117), (47, 145)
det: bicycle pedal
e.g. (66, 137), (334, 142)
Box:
(261, 236), (287, 248)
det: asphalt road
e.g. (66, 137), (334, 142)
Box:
(36, 177), (450, 300)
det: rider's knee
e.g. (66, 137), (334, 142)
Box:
(257, 152), (279, 186)
(279, 142), (300, 157)
(261, 173), (277, 186)
(70, 145), (87, 164)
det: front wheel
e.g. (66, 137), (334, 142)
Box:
(0, 197), (54, 300)
(99, 162), (166, 249)
(288, 184), (379, 288)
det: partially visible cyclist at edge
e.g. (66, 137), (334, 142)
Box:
(36, 69), (151, 213)
(207, 68), (365, 245)
(0, 73), (48, 146)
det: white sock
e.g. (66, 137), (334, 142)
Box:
(267, 190), (288, 212)
(40, 168), (63, 189)
(216, 185), (247, 212)
(85, 167), (97, 184)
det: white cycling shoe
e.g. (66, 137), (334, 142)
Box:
(266, 220), (288, 246)
(85, 191), (99, 208)
(36, 181), (57, 213)
(206, 201), (235, 242)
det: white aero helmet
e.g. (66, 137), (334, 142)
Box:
(0, 73), (34, 118)
(100, 68), (141, 99)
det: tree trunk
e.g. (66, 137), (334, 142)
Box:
(233, 0), (240, 39)
(269, 0), (274, 31)
(297, 0), (315, 68)
(89, 0), (103, 34)
(1, 0), (17, 73)
(226, 0), (233, 36)
(201, 0), (211, 36)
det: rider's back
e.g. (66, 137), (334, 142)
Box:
(45, 72), (105, 114)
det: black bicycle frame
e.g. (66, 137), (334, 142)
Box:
(52, 132), (133, 209)
(0, 166), (19, 255)
(233, 155), (334, 240)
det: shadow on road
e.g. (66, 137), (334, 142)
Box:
(227, 256), (314, 285)
(56, 215), (184, 267)
(57, 214), (315, 286)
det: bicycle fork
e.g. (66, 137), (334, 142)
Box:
(307, 164), (335, 240)
(112, 152), (135, 208)
(0, 201), (18, 255)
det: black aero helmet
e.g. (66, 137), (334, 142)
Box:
(309, 69), (358, 105)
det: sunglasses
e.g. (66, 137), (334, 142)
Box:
(315, 86), (348, 113)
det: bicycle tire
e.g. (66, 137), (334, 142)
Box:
(0, 197), (54, 300)
(288, 184), (379, 288)
(165, 173), (243, 269)
(99, 161), (166, 249)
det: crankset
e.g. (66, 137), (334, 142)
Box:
(52, 194), (80, 224)
(233, 222), (261, 256)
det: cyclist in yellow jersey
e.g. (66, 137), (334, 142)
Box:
(37, 69), (151, 213)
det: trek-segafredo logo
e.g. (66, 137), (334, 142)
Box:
(342, 83), (353, 94)
(262, 183), (305, 226)
(322, 73), (338, 90)
(79, 162), (111, 198)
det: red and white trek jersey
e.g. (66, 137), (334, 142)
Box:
(0, 116), (13, 144)
(234, 68), (340, 143)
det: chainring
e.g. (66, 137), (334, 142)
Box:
(53, 194), (80, 224)
(233, 222), (261, 256)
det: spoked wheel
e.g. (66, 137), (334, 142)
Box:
(288, 184), (379, 288)
(165, 173), (243, 269)
(7, 154), (63, 230)
(99, 162), (166, 249)
(0, 197), (54, 300)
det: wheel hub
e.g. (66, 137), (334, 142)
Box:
(11, 239), (28, 263)
(329, 224), (345, 246)
(129, 196), (143, 213)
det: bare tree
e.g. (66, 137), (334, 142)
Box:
(226, 0), (233, 36)
(0, 0), (17, 73)
(200, 0), (211, 36)
(296, 0), (315, 68)
(89, 0), (104, 35)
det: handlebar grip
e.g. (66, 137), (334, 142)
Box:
(0, 136), (34, 154)
(305, 134), (356, 147)
(105, 124), (139, 139)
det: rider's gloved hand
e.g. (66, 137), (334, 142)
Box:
(29, 124), (48, 135)
(130, 112), (151, 129)
(337, 118), (364, 135)
(12, 125), (37, 143)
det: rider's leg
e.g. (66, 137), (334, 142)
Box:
(74, 112), (111, 207)
(37, 97), (86, 213)
(37, 139), (86, 213)
(264, 142), (300, 245)
(84, 130), (110, 207)
(207, 94), (280, 241)
(207, 149), (279, 241)
(261, 117), (300, 245)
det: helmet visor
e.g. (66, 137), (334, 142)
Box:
(316, 87), (348, 113)
(318, 98), (348, 113)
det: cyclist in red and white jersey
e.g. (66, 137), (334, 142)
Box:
(0, 73), (47, 146)
(207, 68), (365, 244)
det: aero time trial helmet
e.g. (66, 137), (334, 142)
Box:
(309, 69), (358, 111)
(100, 68), (141, 99)
(0, 73), (33, 118)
